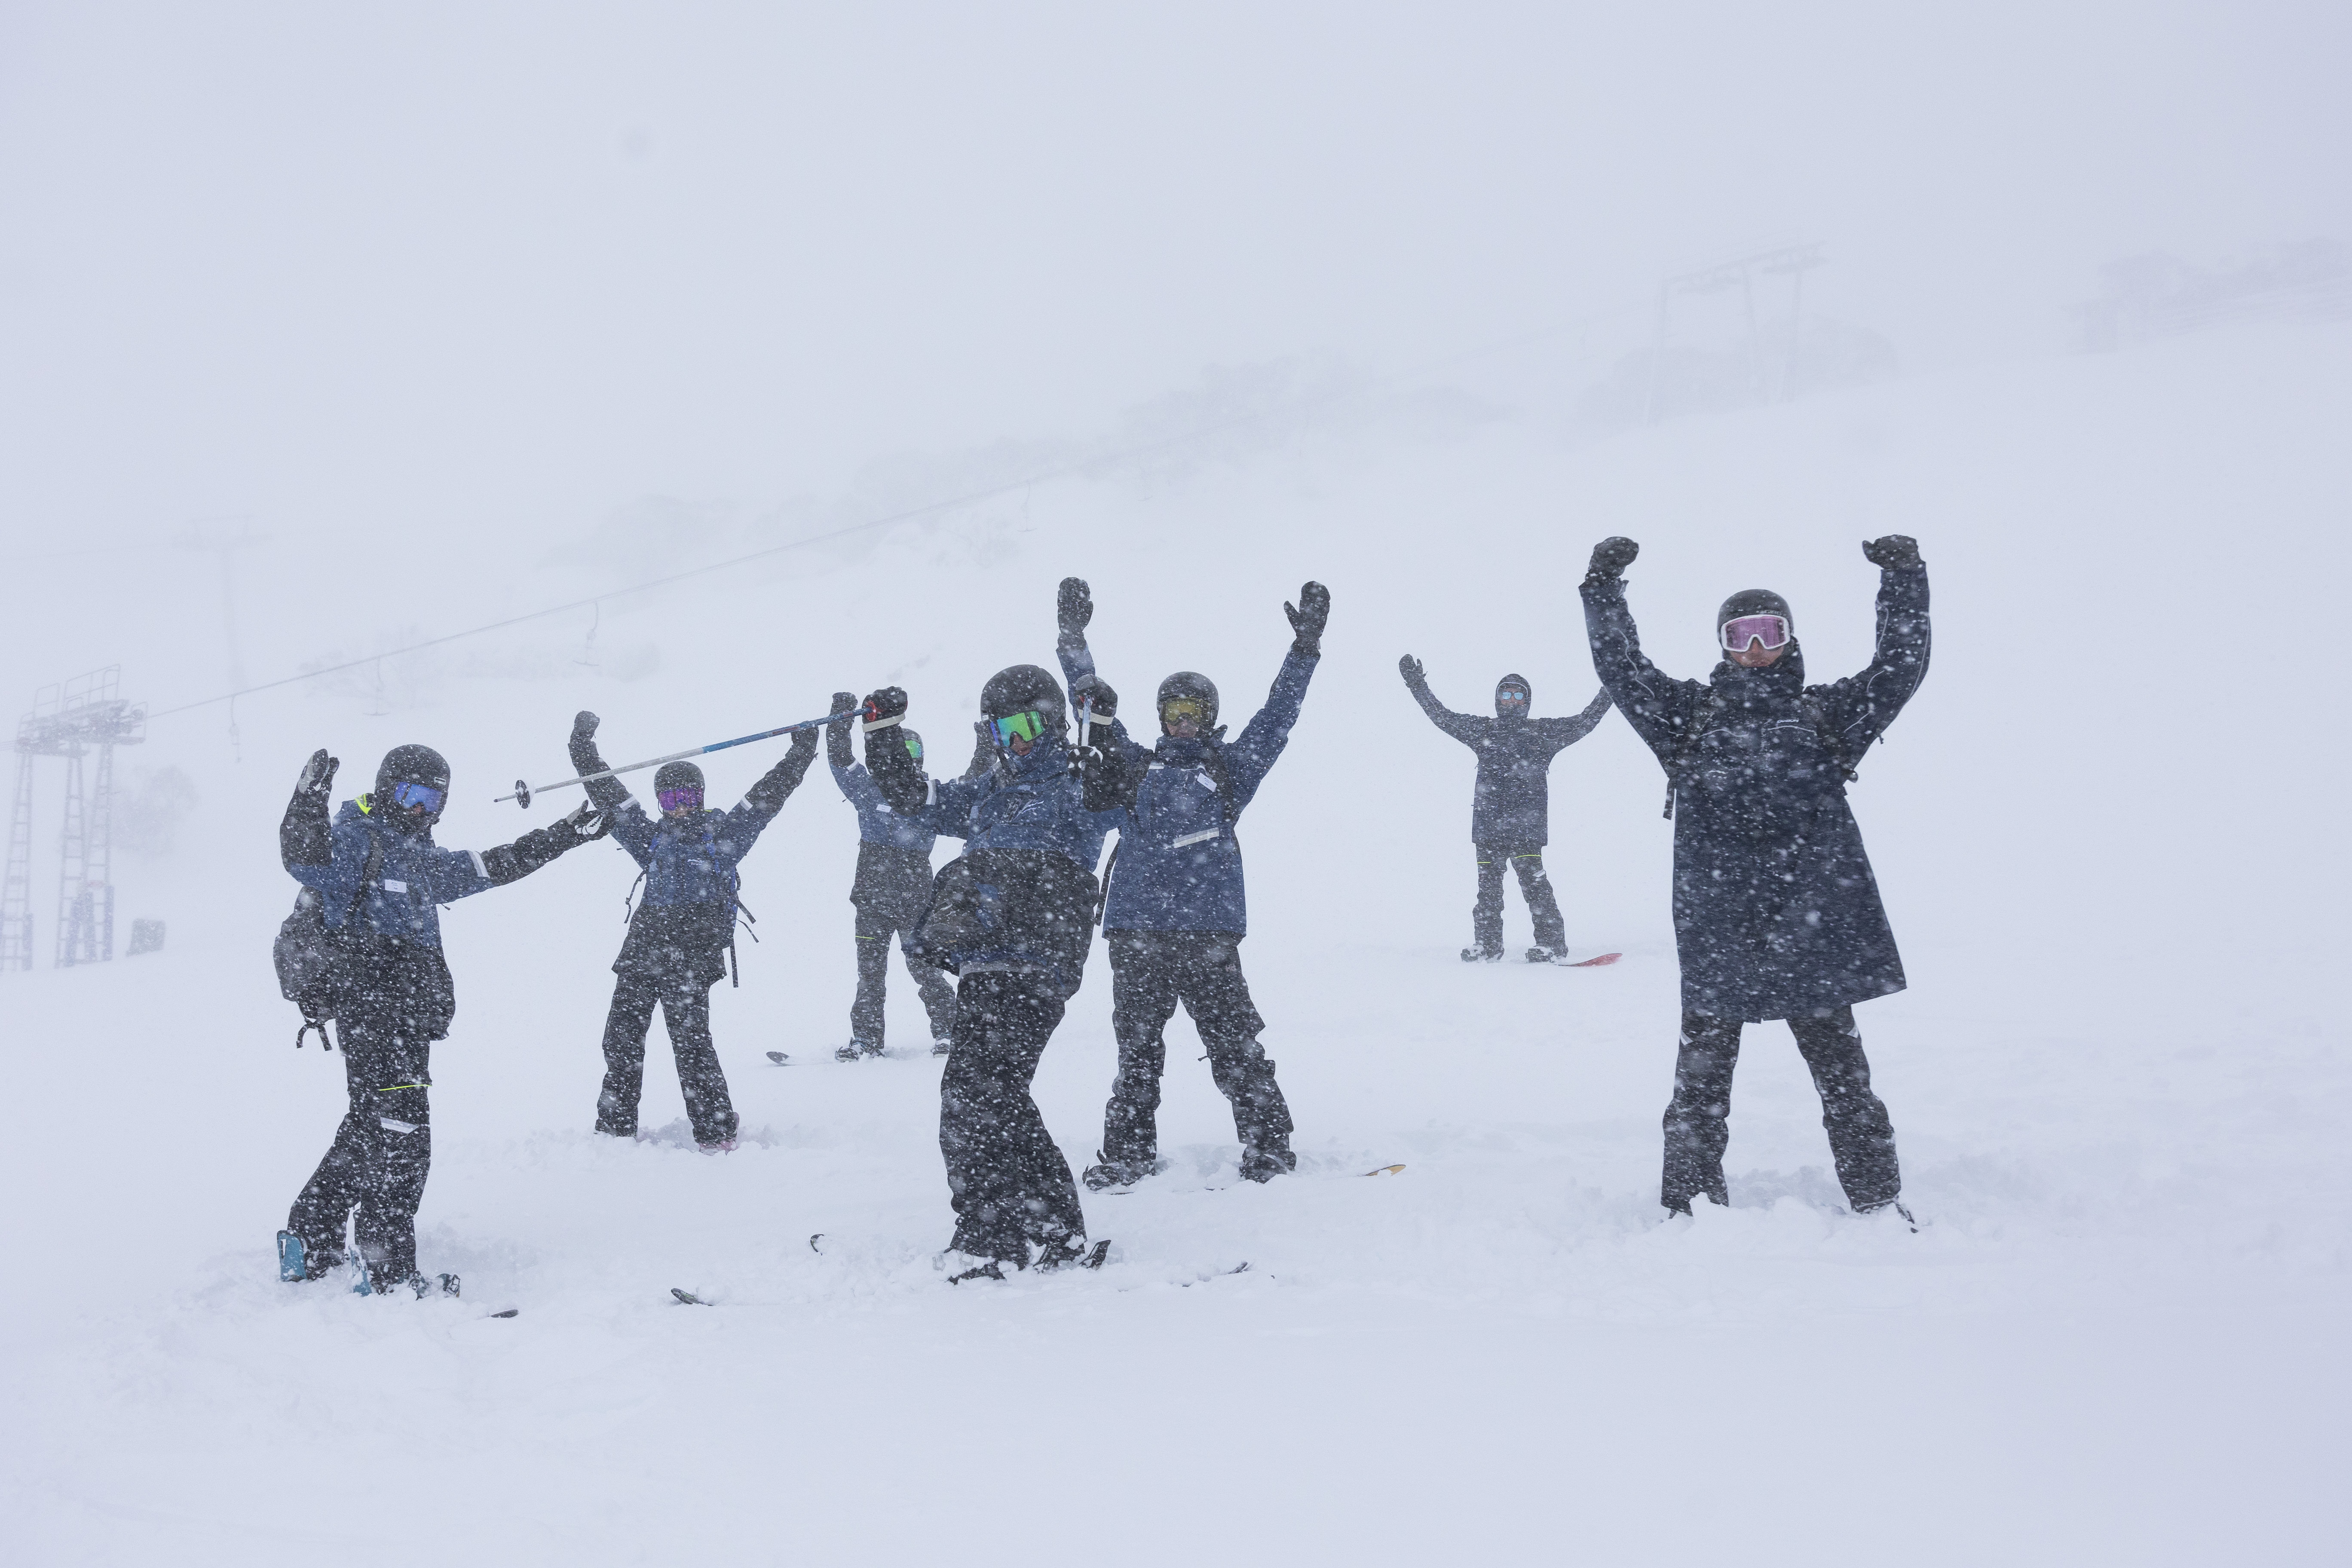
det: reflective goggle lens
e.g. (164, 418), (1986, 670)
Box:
(656, 787), (703, 813)
(1160, 698), (1211, 725)
(390, 781), (444, 814)
(1721, 614), (1791, 652)
(1498, 689), (1528, 706)
(904, 736), (924, 762)
(991, 710), (1046, 746)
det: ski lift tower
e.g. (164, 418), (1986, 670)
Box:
(2, 668), (147, 970)
(1643, 241), (1827, 424)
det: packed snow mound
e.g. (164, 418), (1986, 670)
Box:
(3, 325), (2347, 1565)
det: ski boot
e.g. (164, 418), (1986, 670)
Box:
(406, 1273), (462, 1300)
(833, 1038), (885, 1063)
(1460, 944), (1503, 963)
(1035, 1235), (1112, 1273)
(277, 1230), (334, 1283)
(1854, 1198), (1918, 1232)
(1082, 1152), (1155, 1192)
(697, 1138), (738, 1155)
(1527, 945), (1563, 964)
(1238, 1145), (1297, 1183)
(938, 1247), (1014, 1285)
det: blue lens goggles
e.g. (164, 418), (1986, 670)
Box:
(390, 781), (445, 814)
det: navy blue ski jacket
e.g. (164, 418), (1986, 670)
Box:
(287, 799), (505, 951)
(831, 760), (939, 854)
(1064, 640), (1317, 937)
(1581, 563), (1929, 1021)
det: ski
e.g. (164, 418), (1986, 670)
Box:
(1364, 1164), (1406, 1176)
(485, 1308), (519, 1319)
(671, 1288), (714, 1306)
(765, 1050), (791, 1065)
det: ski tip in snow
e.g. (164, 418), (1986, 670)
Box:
(808, 1233), (824, 1254)
(486, 1308), (519, 1319)
(671, 1288), (714, 1306)
(1363, 1163), (1407, 1177)
(1082, 1238), (1112, 1270)
(1565, 951), (1622, 967)
(765, 1050), (791, 1065)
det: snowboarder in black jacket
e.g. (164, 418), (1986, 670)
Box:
(859, 670), (1125, 1280)
(1399, 658), (1611, 962)
(1058, 576), (1326, 1189)
(1580, 534), (1929, 1219)
(569, 711), (819, 1150)
(277, 743), (607, 1292)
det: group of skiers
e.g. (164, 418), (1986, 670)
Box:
(273, 536), (1929, 1295)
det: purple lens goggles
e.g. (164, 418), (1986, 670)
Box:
(1720, 613), (1791, 652)
(389, 781), (444, 813)
(657, 787), (703, 814)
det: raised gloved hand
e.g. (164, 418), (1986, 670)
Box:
(568, 711), (606, 775)
(295, 748), (338, 799)
(557, 800), (611, 842)
(1862, 534), (1922, 570)
(1071, 673), (1118, 720)
(1586, 537), (1639, 582)
(826, 692), (859, 767)
(864, 687), (909, 728)
(1057, 577), (1093, 644)
(1285, 581), (1331, 658)
(788, 723), (820, 761)
(571, 711), (599, 744)
(830, 691), (861, 718)
(1398, 654), (1425, 686)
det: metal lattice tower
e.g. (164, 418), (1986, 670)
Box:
(5, 668), (146, 971)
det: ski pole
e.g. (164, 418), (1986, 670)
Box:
(496, 703), (873, 807)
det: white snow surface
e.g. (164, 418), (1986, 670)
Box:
(5, 329), (2349, 1564)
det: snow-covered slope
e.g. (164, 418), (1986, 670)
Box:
(4, 326), (2347, 1565)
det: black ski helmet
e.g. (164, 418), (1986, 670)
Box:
(653, 760), (705, 795)
(374, 744), (451, 826)
(1495, 673), (1531, 714)
(980, 664), (1066, 728)
(1156, 671), (1219, 729)
(1718, 588), (1794, 636)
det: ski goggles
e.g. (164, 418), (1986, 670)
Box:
(1496, 688), (1529, 706)
(1720, 613), (1792, 652)
(989, 710), (1049, 747)
(389, 781), (444, 814)
(903, 735), (924, 763)
(656, 787), (704, 813)
(1158, 697), (1212, 726)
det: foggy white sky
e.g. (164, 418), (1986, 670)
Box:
(0, 2), (2345, 692)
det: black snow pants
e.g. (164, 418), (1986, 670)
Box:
(1101, 930), (1293, 1167)
(851, 898), (958, 1050)
(938, 970), (1087, 1264)
(1661, 1006), (1901, 1213)
(287, 1007), (434, 1289)
(1473, 847), (1565, 955)
(598, 966), (737, 1145)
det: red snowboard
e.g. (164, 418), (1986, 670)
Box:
(1564, 952), (1622, 968)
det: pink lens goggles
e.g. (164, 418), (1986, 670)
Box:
(1720, 613), (1791, 652)
(656, 787), (703, 813)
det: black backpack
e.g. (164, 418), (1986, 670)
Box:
(273, 829), (382, 1050)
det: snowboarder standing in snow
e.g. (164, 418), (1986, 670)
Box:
(1579, 534), (1929, 1219)
(856, 669), (1126, 1280)
(277, 744), (608, 1292)
(1397, 658), (1611, 962)
(568, 710), (819, 1151)
(824, 688), (961, 1061)
(1054, 575), (1326, 1189)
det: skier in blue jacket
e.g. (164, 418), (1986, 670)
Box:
(1056, 575), (1329, 1188)
(569, 711), (819, 1150)
(857, 666), (1128, 1280)
(824, 688), (961, 1060)
(277, 742), (607, 1292)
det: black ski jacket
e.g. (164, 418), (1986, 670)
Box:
(1406, 677), (1611, 848)
(1580, 564), (1930, 1021)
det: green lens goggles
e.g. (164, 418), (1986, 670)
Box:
(990, 710), (1047, 746)
(1160, 698), (1211, 725)
(904, 736), (923, 763)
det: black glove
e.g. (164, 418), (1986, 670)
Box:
(558, 800), (611, 842)
(1862, 534), (1922, 570)
(788, 724), (820, 762)
(296, 748), (338, 800)
(571, 711), (599, 744)
(568, 712), (605, 777)
(1398, 654), (1425, 686)
(864, 687), (909, 726)
(1586, 537), (1639, 583)
(1285, 581), (1330, 658)
(1057, 577), (1093, 645)
(1071, 673), (1118, 720)
(826, 692), (858, 768)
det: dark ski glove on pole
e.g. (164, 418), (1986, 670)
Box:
(503, 702), (875, 806)
(1057, 576), (1093, 652)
